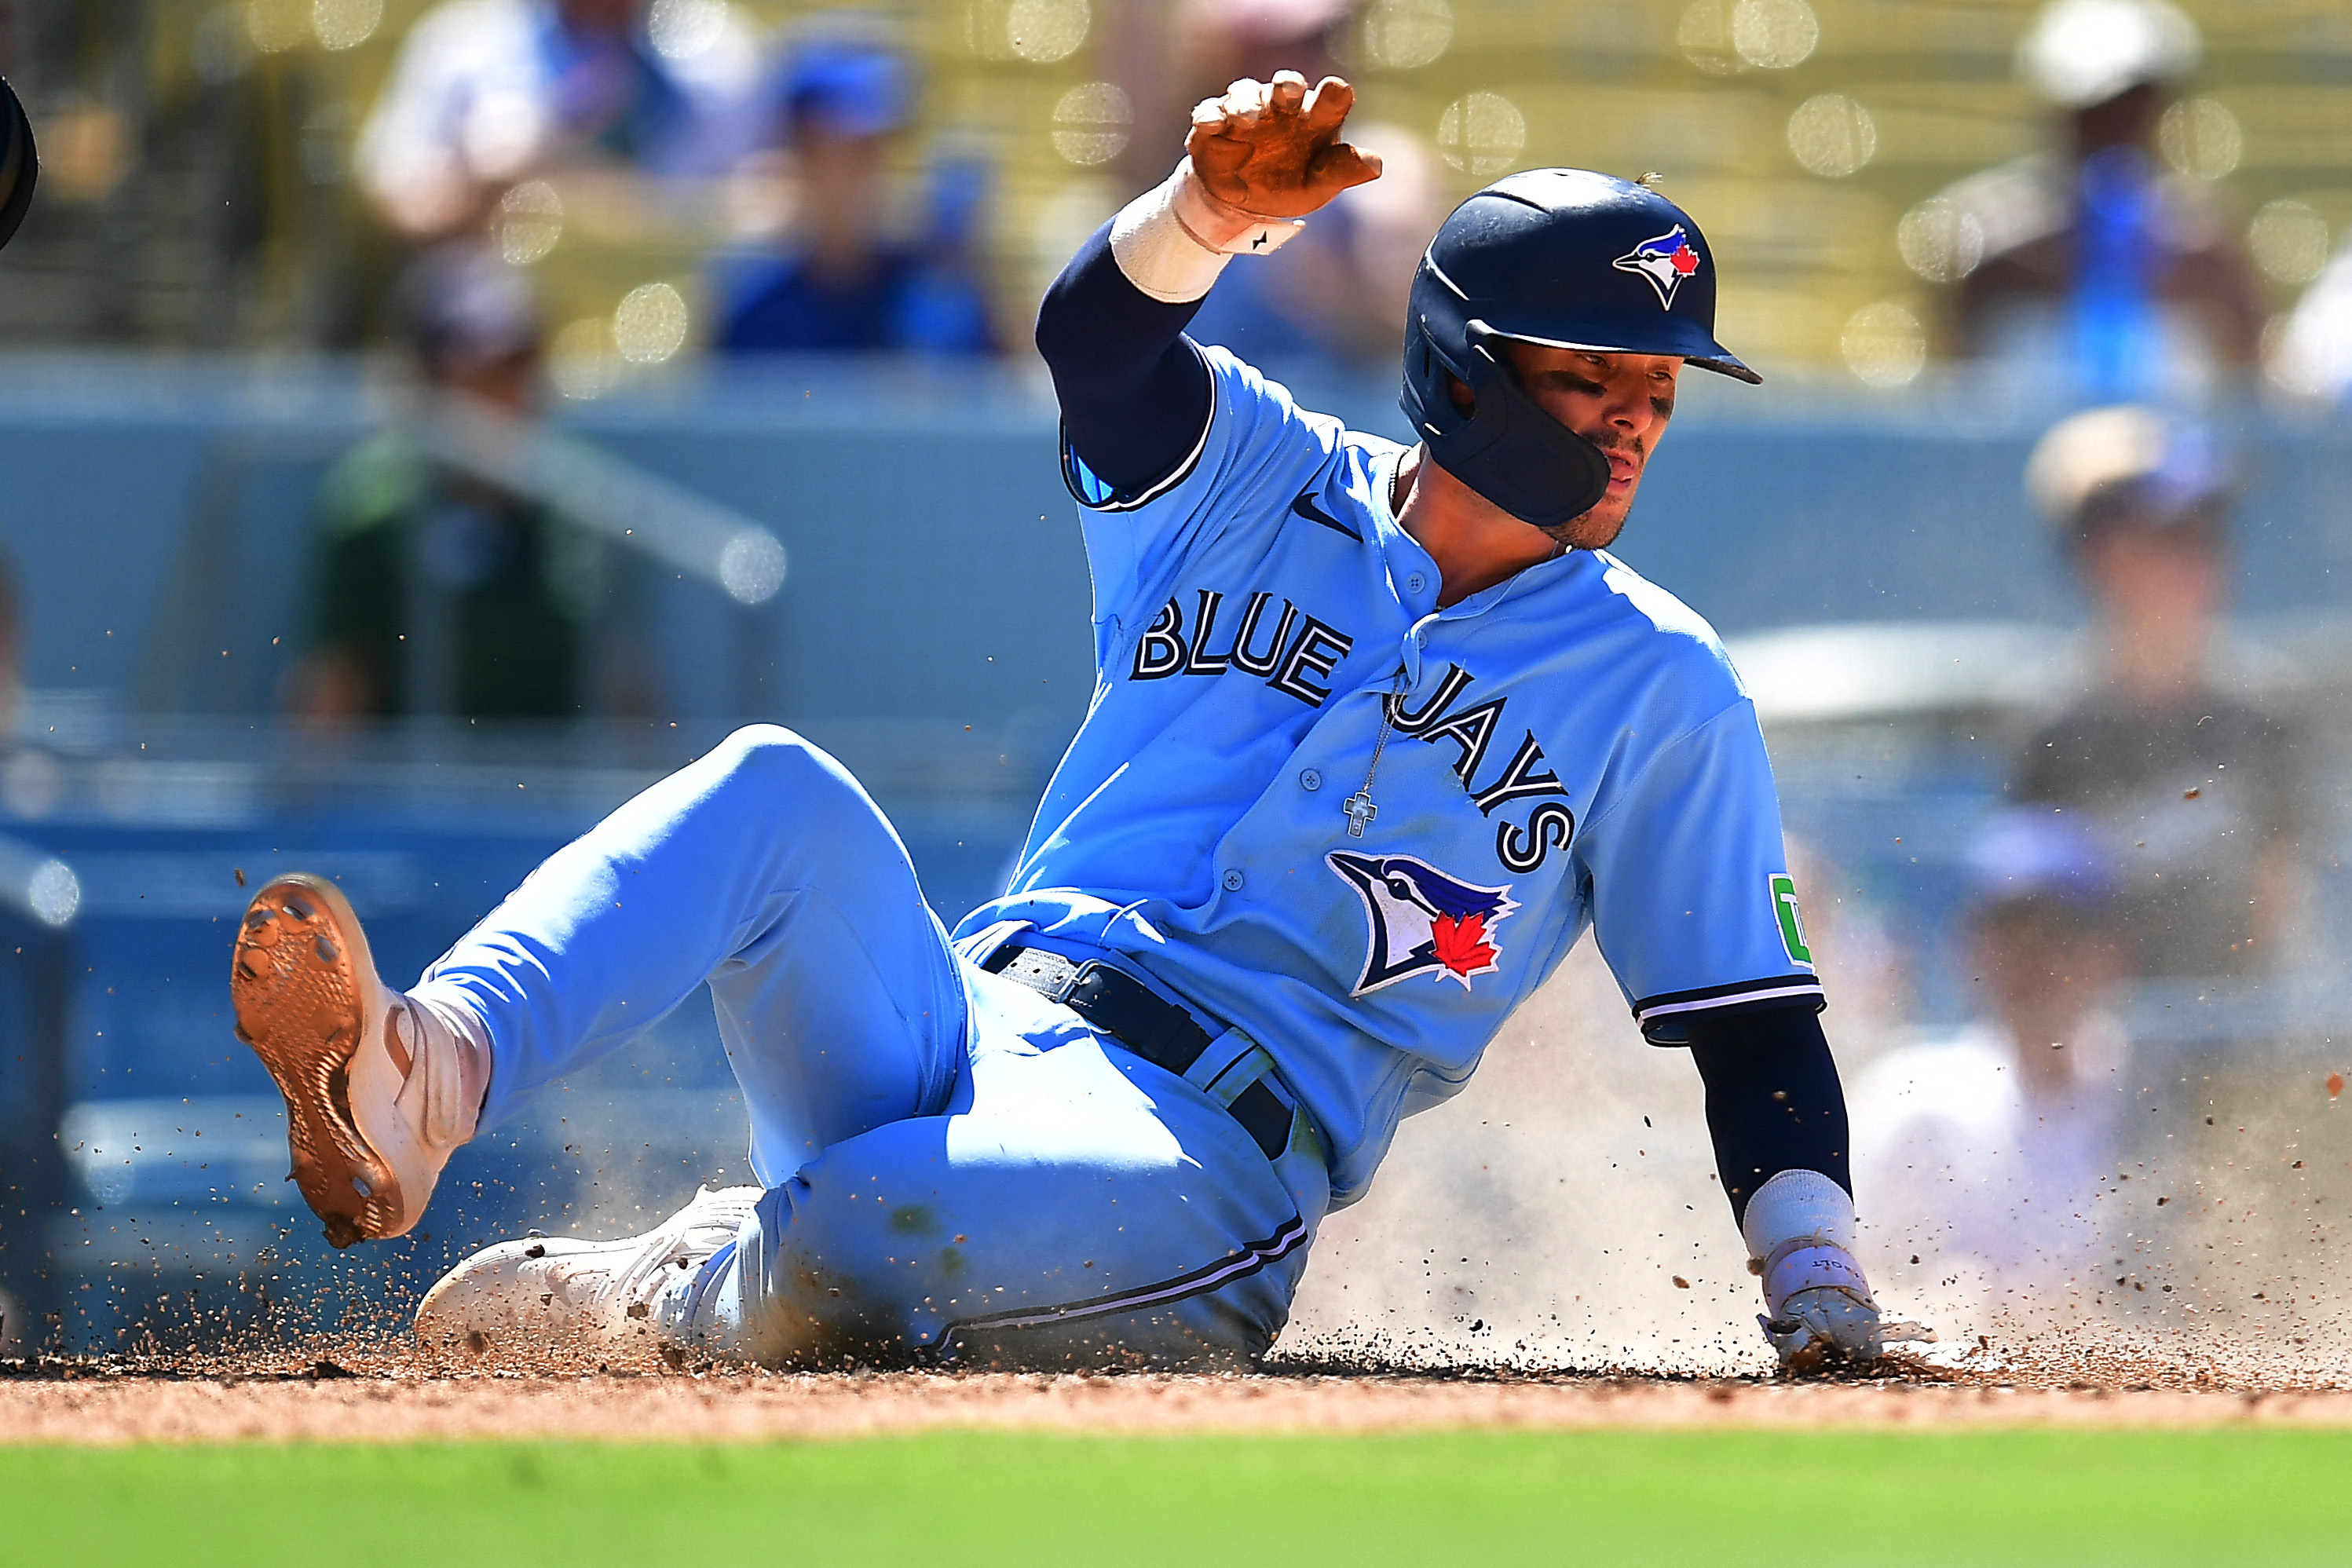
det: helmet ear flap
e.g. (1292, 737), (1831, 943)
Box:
(1399, 255), (1611, 530)
(1417, 323), (1611, 531)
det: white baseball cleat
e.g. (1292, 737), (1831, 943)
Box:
(229, 873), (484, 1247)
(414, 1185), (759, 1354)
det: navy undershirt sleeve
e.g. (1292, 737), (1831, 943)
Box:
(1033, 220), (1214, 497)
(1686, 1005), (1852, 1230)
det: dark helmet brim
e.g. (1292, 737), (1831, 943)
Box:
(1484, 325), (1761, 386)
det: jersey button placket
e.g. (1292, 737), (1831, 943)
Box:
(1400, 623), (1430, 684)
(1220, 868), (1246, 892)
(1299, 768), (1322, 792)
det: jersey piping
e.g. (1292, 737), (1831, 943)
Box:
(1062, 393), (1216, 513)
(933, 1208), (1310, 1347)
(1632, 973), (1825, 1026)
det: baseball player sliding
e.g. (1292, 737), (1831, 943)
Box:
(232, 73), (1904, 1370)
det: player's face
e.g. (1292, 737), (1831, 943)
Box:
(1500, 342), (1681, 550)
(2081, 524), (2221, 628)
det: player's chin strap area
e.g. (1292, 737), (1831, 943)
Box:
(1742, 1168), (1933, 1369)
(1405, 305), (1613, 531)
(984, 943), (1297, 1164)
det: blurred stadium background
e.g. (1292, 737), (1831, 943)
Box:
(3, 0), (2351, 365)
(1, 0), (2350, 1366)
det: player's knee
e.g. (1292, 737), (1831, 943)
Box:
(710, 725), (855, 804)
(713, 723), (810, 771)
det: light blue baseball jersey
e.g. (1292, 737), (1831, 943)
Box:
(957, 348), (1820, 1207)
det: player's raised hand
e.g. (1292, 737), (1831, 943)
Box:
(1185, 71), (1381, 219)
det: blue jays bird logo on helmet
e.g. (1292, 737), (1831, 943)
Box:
(1327, 851), (1519, 996)
(1611, 225), (1703, 309)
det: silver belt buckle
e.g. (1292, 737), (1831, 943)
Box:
(1000, 945), (1081, 1004)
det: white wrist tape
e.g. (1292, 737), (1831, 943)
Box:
(1108, 159), (1306, 305)
(1741, 1168), (1864, 1312)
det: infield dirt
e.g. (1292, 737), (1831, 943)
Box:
(9, 1345), (2352, 1444)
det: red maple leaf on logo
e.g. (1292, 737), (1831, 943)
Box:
(1430, 912), (1498, 978)
(1670, 245), (1700, 276)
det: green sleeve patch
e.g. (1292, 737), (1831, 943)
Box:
(1769, 872), (1813, 967)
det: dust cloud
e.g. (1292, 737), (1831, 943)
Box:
(1282, 945), (1768, 1376)
(1279, 946), (2352, 1388)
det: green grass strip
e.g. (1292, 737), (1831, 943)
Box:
(2, 1428), (2344, 1566)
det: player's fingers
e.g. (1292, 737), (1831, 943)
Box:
(1302, 76), (1357, 133)
(1312, 141), (1384, 190)
(1221, 77), (1270, 121)
(1266, 70), (1308, 117)
(1187, 126), (1253, 183)
(1191, 95), (1252, 148)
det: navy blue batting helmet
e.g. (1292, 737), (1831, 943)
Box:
(1400, 170), (1754, 529)
(0, 75), (34, 253)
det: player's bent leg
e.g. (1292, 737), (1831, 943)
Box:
(243, 726), (968, 1252)
(415, 724), (968, 1165)
(715, 978), (1330, 1370)
(230, 875), (487, 1246)
(412, 978), (1327, 1369)
(726, 1130), (1312, 1369)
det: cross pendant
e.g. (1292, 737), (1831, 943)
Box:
(1343, 791), (1377, 839)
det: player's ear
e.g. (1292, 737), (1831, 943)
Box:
(1445, 372), (1474, 414)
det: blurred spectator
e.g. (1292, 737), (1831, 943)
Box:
(354, 0), (763, 241)
(1185, 121), (1447, 374)
(2271, 236), (2352, 404)
(1849, 811), (2128, 1302)
(710, 36), (995, 356)
(1783, 837), (1915, 1056)
(1926, 0), (2262, 401)
(2013, 405), (2305, 979)
(296, 244), (646, 721)
(1101, 0), (1355, 195)
(1173, 0), (1352, 104)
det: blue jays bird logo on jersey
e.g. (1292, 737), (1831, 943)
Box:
(1327, 851), (1519, 996)
(1612, 225), (1703, 309)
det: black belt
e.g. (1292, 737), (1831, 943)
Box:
(983, 943), (1293, 1163)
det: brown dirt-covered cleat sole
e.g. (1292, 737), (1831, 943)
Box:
(230, 873), (403, 1248)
